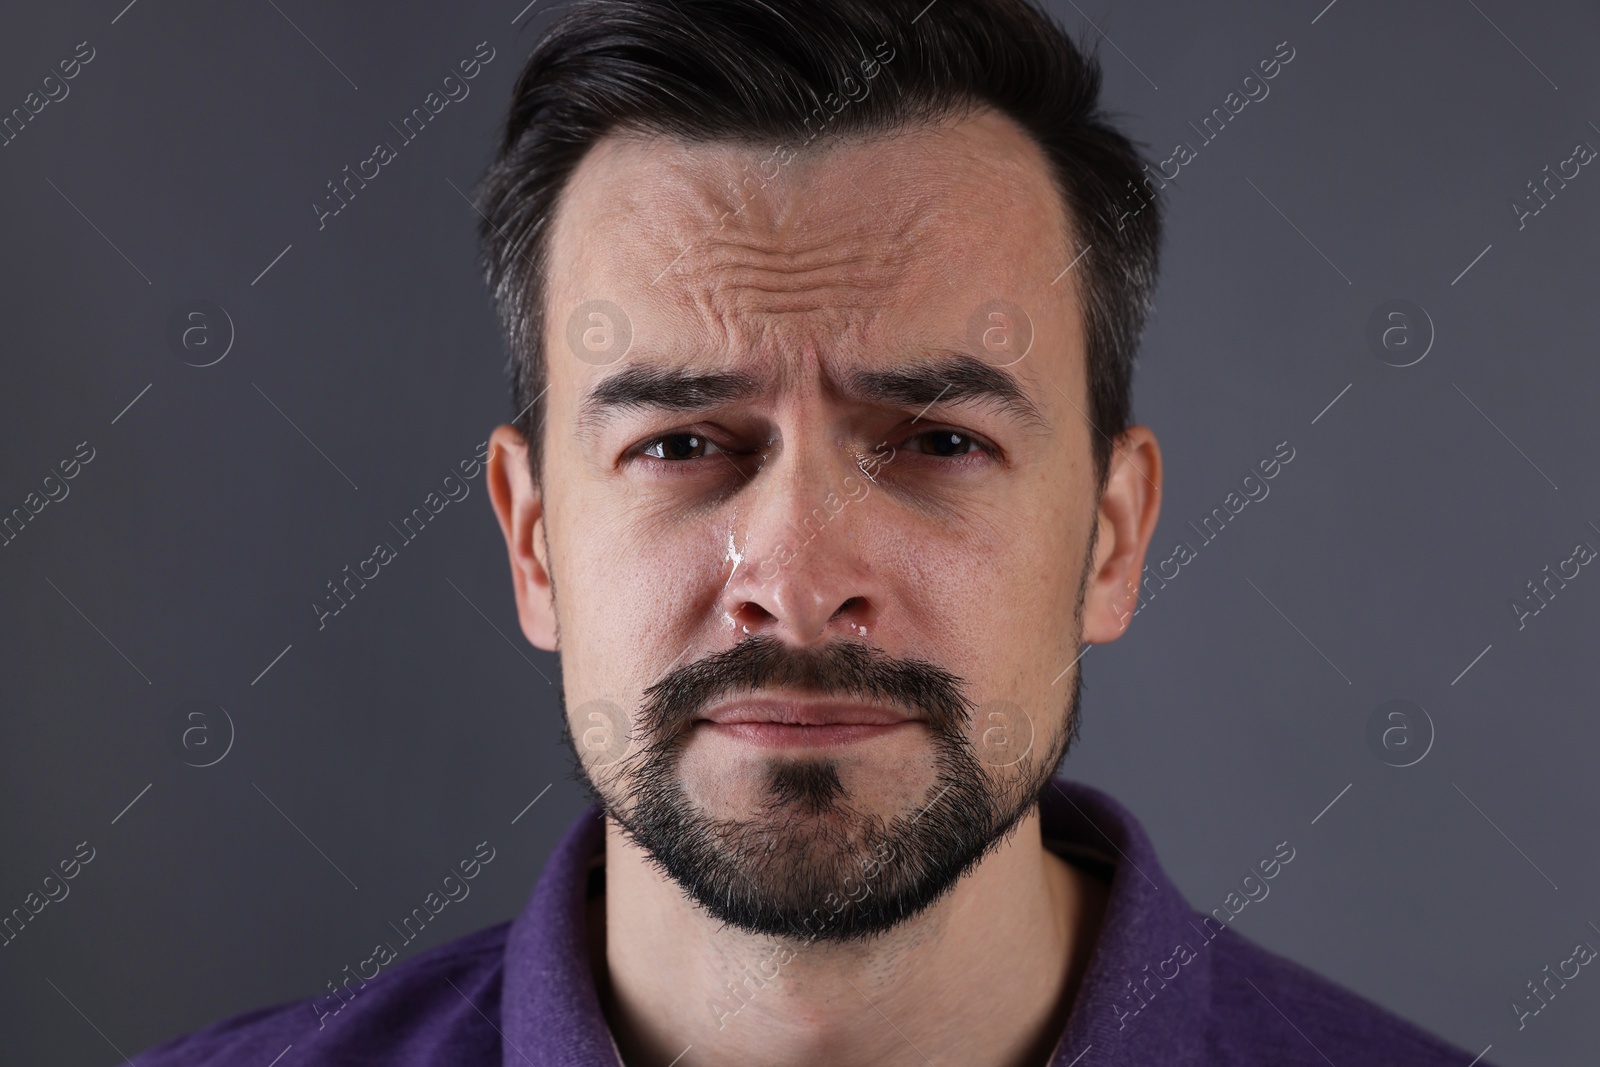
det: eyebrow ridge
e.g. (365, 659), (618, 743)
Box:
(578, 365), (763, 432)
(576, 352), (1046, 432)
(847, 353), (1045, 427)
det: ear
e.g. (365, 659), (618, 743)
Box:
(1080, 426), (1162, 644)
(486, 424), (558, 652)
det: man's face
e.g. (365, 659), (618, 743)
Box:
(491, 110), (1158, 939)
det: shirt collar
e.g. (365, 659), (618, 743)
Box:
(501, 802), (615, 1066)
(501, 778), (1211, 1066)
(1040, 779), (1213, 1065)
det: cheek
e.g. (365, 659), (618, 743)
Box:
(550, 496), (735, 700)
(863, 492), (1087, 709)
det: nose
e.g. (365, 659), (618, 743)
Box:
(719, 447), (882, 646)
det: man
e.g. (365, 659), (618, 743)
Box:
(136, 0), (1490, 1063)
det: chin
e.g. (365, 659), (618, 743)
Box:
(606, 733), (1048, 944)
(673, 724), (945, 820)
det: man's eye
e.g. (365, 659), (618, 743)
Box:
(642, 433), (724, 460)
(909, 430), (979, 457)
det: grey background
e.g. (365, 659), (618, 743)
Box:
(2, 0), (1596, 1063)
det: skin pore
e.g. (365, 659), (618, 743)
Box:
(487, 109), (1162, 1066)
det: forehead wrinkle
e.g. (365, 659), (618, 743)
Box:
(561, 115), (1074, 321)
(665, 182), (964, 363)
(549, 115), (1085, 439)
(692, 229), (914, 288)
(668, 187), (930, 324)
(634, 128), (957, 263)
(560, 111), (1074, 294)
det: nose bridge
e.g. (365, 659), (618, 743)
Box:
(726, 430), (878, 642)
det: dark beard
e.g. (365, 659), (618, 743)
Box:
(567, 633), (1082, 944)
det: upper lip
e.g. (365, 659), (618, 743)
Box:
(700, 697), (918, 727)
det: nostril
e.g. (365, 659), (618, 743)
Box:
(729, 600), (777, 631)
(830, 596), (866, 621)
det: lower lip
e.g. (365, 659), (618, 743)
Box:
(700, 721), (920, 748)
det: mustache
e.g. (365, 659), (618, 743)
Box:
(637, 634), (974, 742)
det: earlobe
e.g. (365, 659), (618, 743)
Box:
(486, 424), (559, 652)
(1080, 427), (1162, 645)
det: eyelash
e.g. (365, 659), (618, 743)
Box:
(630, 426), (997, 467)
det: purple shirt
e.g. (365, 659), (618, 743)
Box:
(134, 778), (1490, 1065)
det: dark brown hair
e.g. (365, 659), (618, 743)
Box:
(477, 0), (1163, 486)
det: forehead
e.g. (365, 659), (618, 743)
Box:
(544, 108), (1079, 375)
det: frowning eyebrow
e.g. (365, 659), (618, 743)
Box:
(847, 353), (1046, 428)
(576, 351), (1045, 432)
(578, 366), (762, 433)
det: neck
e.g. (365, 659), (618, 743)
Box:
(589, 805), (1108, 1067)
